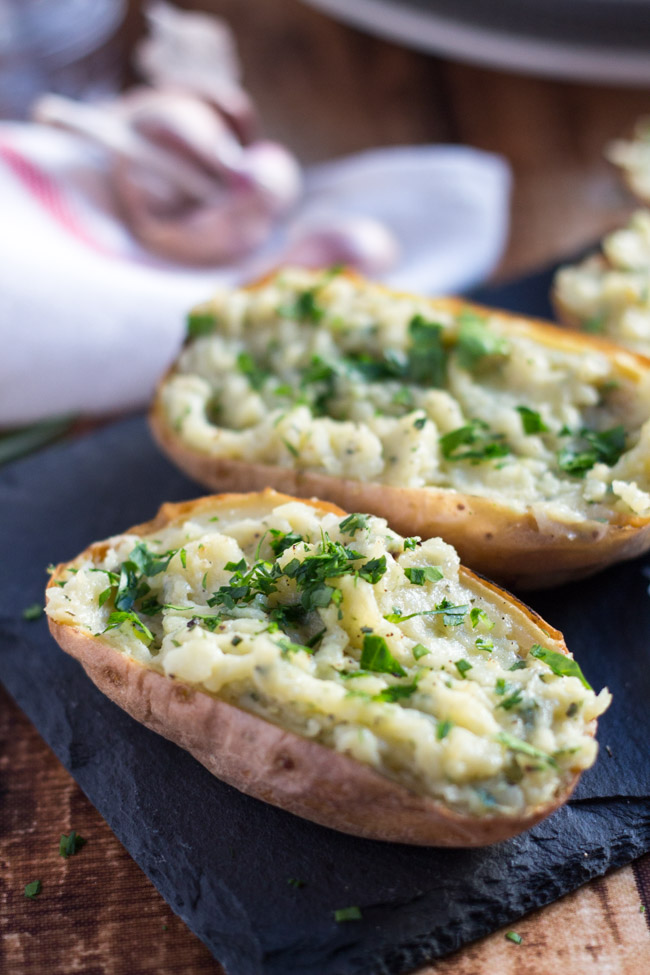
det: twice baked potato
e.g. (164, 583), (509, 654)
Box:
(151, 268), (650, 588)
(553, 210), (650, 357)
(46, 490), (610, 847)
(608, 119), (650, 206)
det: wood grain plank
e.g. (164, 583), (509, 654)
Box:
(4, 682), (650, 975)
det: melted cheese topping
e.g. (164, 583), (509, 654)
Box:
(554, 211), (650, 356)
(47, 499), (610, 818)
(159, 268), (650, 521)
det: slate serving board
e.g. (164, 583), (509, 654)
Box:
(2, 264), (650, 975)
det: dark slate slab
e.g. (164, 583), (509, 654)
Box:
(1, 263), (650, 975)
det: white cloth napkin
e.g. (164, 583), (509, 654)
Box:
(0, 123), (510, 425)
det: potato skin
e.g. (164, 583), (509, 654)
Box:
(47, 489), (585, 847)
(150, 285), (650, 589)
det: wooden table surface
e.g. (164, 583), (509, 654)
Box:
(4, 1), (650, 972)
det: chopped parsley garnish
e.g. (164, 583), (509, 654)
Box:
(384, 600), (468, 626)
(236, 351), (269, 391)
(357, 556), (387, 584)
(412, 643), (429, 661)
(516, 406), (549, 434)
(437, 719), (452, 740)
(22, 603), (43, 621)
(373, 682), (419, 703)
(179, 548), (187, 569)
(278, 638), (316, 657)
(470, 607), (494, 630)
(24, 880), (42, 899)
(497, 731), (556, 767)
(404, 566), (443, 585)
(186, 308), (216, 338)
(360, 634), (407, 677)
(287, 877), (305, 889)
(475, 637), (494, 652)
(407, 314), (447, 386)
(392, 386), (414, 408)
(282, 438), (300, 458)
(497, 688), (524, 710)
(103, 610), (154, 646)
(344, 350), (405, 384)
(557, 425), (626, 476)
(529, 644), (592, 688)
(455, 312), (509, 371)
(279, 287), (324, 323)
(455, 659), (473, 679)
(413, 416), (426, 430)
(440, 420), (510, 463)
(339, 513), (370, 536)
(59, 830), (86, 858)
(403, 537), (419, 551)
(269, 529), (304, 556)
(509, 660), (527, 671)
(505, 931), (523, 945)
(334, 906), (362, 922)
(583, 316), (605, 334)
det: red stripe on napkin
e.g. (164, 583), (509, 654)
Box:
(0, 142), (112, 255)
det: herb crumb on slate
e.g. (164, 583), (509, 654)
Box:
(59, 830), (87, 858)
(22, 603), (43, 621)
(287, 877), (305, 889)
(24, 880), (42, 899)
(334, 906), (362, 922)
(505, 931), (523, 944)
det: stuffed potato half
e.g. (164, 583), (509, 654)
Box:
(151, 269), (650, 589)
(46, 490), (610, 846)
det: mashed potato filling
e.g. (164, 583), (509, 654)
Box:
(47, 499), (610, 818)
(554, 211), (650, 357)
(160, 268), (650, 521)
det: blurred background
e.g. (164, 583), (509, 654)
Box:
(1, 0), (650, 277)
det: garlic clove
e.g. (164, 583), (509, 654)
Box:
(282, 214), (400, 276)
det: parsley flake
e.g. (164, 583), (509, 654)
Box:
(59, 830), (86, 858)
(24, 880), (42, 899)
(497, 731), (556, 767)
(373, 682), (419, 703)
(557, 425), (626, 476)
(475, 636), (494, 652)
(437, 719), (453, 739)
(456, 312), (509, 371)
(339, 513), (370, 536)
(22, 603), (43, 621)
(186, 308), (216, 338)
(470, 607), (494, 630)
(103, 610), (154, 647)
(334, 906), (362, 922)
(455, 659), (473, 679)
(407, 314), (447, 386)
(529, 644), (592, 688)
(360, 634), (407, 677)
(505, 931), (523, 945)
(404, 566), (443, 585)
(516, 406), (549, 434)
(237, 351), (270, 391)
(440, 420), (510, 463)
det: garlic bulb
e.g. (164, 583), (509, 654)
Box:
(283, 214), (399, 276)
